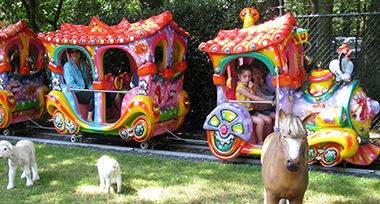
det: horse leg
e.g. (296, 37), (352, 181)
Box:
(264, 189), (281, 204)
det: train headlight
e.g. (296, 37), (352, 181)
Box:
(153, 104), (160, 115)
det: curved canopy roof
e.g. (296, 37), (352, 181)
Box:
(38, 11), (190, 46)
(0, 20), (29, 40)
(198, 12), (297, 54)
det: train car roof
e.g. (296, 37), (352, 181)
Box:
(38, 11), (190, 46)
(198, 12), (297, 54)
(0, 20), (30, 40)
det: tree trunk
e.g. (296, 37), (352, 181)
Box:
(309, 0), (334, 69)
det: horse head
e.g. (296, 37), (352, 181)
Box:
(278, 109), (312, 172)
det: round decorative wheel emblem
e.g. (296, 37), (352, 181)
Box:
(135, 123), (145, 137)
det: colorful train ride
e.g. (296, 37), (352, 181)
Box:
(199, 8), (380, 167)
(37, 11), (190, 143)
(0, 20), (49, 135)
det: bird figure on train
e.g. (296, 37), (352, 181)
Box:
(329, 44), (354, 82)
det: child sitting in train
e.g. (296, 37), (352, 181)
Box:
(236, 64), (273, 144)
(250, 60), (276, 121)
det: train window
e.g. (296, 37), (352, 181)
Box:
(28, 53), (35, 72)
(171, 41), (184, 73)
(286, 42), (298, 79)
(153, 40), (166, 76)
(9, 50), (20, 74)
(154, 46), (164, 75)
(102, 48), (133, 121)
(28, 40), (44, 73)
(103, 48), (131, 76)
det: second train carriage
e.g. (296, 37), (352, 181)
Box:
(38, 11), (190, 143)
(0, 20), (48, 134)
(199, 8), (380, 167)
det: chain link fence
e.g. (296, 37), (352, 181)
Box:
(295, 12), (380, 131)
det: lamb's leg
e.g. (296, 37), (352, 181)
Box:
(22, 164), (33, 186)
(98, 172), (105, 188)
(116, 174), (121, 193)
(105, 178), (111, 193)
(7, 159), (16, 190)
(21, 170), (26, 178)
(30, 161), (40, 181)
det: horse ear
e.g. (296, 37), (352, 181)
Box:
(302, 113), (313, 126)
(279, 108), (286, 122)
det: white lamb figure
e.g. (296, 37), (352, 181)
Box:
(0, 140), (40, 189)
(95, 155), (121, 193)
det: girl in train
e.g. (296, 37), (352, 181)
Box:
(236, 64), (273, 144)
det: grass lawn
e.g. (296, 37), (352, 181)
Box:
(0, 144), (379, 204)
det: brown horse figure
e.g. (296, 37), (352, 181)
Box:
(261, 109), (312, 204)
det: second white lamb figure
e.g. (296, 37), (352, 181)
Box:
(95, 155), (121, 193)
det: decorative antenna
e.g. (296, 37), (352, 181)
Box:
(239, 7), (259, 28)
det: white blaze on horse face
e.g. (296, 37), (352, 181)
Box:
(286, 137), (303, 160)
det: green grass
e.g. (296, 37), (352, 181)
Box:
(0, 144), (379, 204)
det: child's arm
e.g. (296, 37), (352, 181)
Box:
(237, 85), (270, 102)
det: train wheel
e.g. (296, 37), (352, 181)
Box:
(320, 143), (343, 167)
(67, 120), (80, 135)
(132, 116), (153, 142)
(2, 128), (14, 136)
(118, 127), (132, 141)
(308, 146), (318, 165)
(207, 130), (243, 160)
(53, 109), (68, 134)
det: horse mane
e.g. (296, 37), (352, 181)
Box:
(280, 115), (308, 139)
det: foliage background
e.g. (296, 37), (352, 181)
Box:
(1, 0), (380, 130)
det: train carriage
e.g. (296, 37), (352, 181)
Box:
(38, 11), (190, 143)
(0, 20), (48, 134)
(199, 7), (380, 167)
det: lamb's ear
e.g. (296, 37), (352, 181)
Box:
(7, 144), (13, 150)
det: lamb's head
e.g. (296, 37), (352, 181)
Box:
(0, 140), (14, 159)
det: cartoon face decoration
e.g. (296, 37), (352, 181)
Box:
(26, 85), (37, 97)
(349, 86), (373, 137)
(10, 83), (20, 95)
